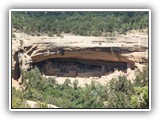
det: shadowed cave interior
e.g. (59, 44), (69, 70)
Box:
(33, 58), (129, 78)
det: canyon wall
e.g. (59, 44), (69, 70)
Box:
(12, 30), (148, 81)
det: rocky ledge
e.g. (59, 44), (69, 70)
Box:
(12, 30), (148, 82)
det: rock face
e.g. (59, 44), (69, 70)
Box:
(12, 36), (32, 81)
(12, 30), (148, 80)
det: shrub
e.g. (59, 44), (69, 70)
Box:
(17, 65), (149, 108)
(105, 76), (133, 108)
(48, 32), (53, 37)
(130, 86), (148, 108)
(134, 66), (148, 87)
(12, 87), (30, 108)
(12, 33), (16, 38)
(36, 32), (41, 36)
(35, 101), (48, 108)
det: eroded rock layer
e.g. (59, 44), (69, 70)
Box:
(12, 30), (148, 81)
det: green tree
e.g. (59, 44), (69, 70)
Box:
(12, 11), (148, 36)
(130, 86), (148, 108)
(105, 76), (133, 108)
(134, 66), (148, 87)
(12, 87), (30, 108)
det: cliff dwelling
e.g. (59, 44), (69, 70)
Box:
(10, 11), (150, 109)
(12, 31), (148, 84)
(34, 58), (129, 78)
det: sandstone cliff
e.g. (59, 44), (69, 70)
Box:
(12, 30), (148, 82)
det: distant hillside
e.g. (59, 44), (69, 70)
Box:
(12, 11), (148, 36)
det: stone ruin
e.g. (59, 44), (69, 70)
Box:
(11, 31), (148, 82)
(34, 58), (128, 78)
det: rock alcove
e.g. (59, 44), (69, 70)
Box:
(12, 31), (148, 81)
(33, 58), (129, 78)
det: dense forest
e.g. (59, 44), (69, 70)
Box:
(12, 66), (148, 108)
(12, 11), (148, 36)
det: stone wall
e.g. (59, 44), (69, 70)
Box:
(36, 58), (129, 78)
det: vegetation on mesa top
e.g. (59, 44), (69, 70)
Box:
(12, 12), (148, 36)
